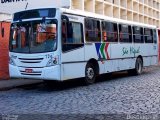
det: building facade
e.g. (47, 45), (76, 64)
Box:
(0, 12), (11, 79)
(0, 0), (160, 27)
(0, 12), (11, 21)
(0, 21), (10, 79)
(71, 0), (160, 27)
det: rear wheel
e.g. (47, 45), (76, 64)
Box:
(84, 63), (96, 85)
(128, 58), (143, 75)
(135, 58), (143, 75)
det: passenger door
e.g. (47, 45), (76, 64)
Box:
(61, 16), (85, 80)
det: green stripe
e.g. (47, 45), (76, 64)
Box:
(100, 43), (106, 59)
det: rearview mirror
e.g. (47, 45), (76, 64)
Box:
(42, 17), (46, 23)
(61, 15), (69, 22)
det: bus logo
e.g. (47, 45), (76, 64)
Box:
(95, 43), (110, 60)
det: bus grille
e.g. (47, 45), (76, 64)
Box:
(20, 70), (42, 76)
(18, 58), (44, 64)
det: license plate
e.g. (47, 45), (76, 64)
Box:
(25, 69), (33, 73)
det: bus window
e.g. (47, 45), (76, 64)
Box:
(119, 24), (132, 43)
(144, 28), (153, 43)
(62, 22), (84, 52)
(102, 21), (118, 42)
(153, 29), (157, 44)
(36, 24), (56, 44)
(85, 18), (101, 42)
(10, 20), (57, 53)
(133, 26), (144, 43)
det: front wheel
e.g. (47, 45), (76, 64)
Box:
(84, 63), (96, 85)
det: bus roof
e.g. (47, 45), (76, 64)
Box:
(12, 7), (157, 29)
(60, 8), (157, 29)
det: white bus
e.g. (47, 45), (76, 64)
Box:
(9, 8), (158, 84)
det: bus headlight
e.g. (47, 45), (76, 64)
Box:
(46, 56), (59, 67)
(9, 57), (16, 66)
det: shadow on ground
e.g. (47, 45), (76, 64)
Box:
(18, 71), (139, 92)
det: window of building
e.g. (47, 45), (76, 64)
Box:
(85, 18), (101, 42)
(119, 24), (132, 43)
(62, 21), (84, 52)
(144, 28), (153, 43)
(102, 21), (118, 42)
(133, 26), (144, 43)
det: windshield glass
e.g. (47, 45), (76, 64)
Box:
(9, 19), (57, 53)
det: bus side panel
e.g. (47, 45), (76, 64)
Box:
(134, 43), (158, 67)
(61, 63), (85, 80)
(61, 47), (85, 80)
(150, 56), (158, 65)
(143, 57), (151, 67)
(142, 56), (157, 67)
(134, 44), (155, 56)
(104, 60), (116, 73)
(84, 44), (99, 61)
(135, 44), (151, 67)
(84, 43), (108, 74)
(110, 43), (135, 71)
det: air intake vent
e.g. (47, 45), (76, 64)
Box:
(19, 58), (44, 64)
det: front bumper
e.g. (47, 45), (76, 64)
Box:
(9, 65), (61, 81)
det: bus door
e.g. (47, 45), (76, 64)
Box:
(61, 15), (85, 80)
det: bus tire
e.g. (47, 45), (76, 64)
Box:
(135, 57), (143, 75)
(84, 62), (96, 85)
(128, 57), (143, 76)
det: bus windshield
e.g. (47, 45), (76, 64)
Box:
(9, 19), (57, 53)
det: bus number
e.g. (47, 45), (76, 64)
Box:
(45, 54), (53, 59)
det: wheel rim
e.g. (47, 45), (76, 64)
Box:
(86, 67), (95, 80)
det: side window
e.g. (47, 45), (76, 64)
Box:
(67, 22), (83, 44)
(144, 28), (153, 43)
(133, 26), (144, 43)
(62, 21), (84, 52)
(153, 29), (157, 44)
(119, 24), (132, 43)
(85, 18), (101, 42)
(102, 21), (118, 42)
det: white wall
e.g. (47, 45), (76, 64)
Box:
(0, 0), (71, 14)
(0, 13), (12, 21)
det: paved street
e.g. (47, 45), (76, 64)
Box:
(0, 66), (160, 115)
